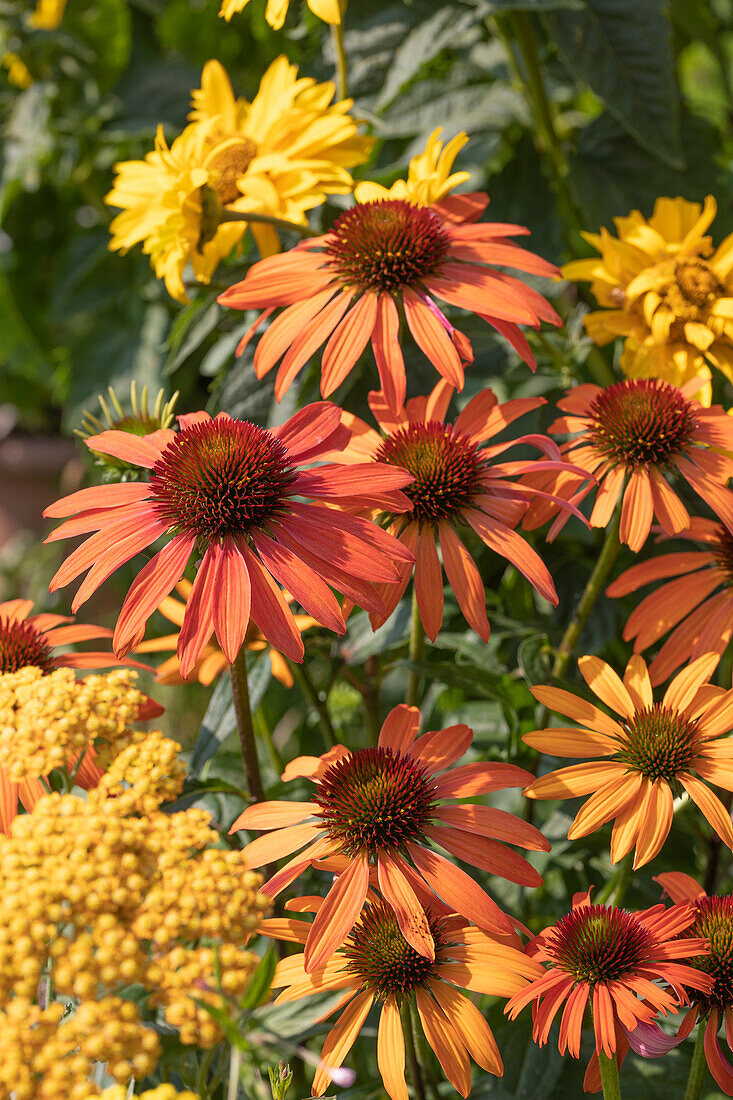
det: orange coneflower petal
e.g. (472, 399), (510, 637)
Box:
(429, 981), (502, 1076)
(176, 544), (220, 679)
(48, 504), (157, 592)
(559, 981), (589, 1058)
(258, 917), (311, 944)
(622, 654), (654, 710)
(230, 801), (317, 832)
(281, 746), (350, 783)
(523, 727), (617, 757)
(0, 769), (18, 835)
(532, 974), (577, 1045)
(426, 826), (542, 887)
(654, 871), (706, 903)
(260, 836), (340, 900)
(608, 552), (713, 598)
(567, 773), (644, 841)
(377, 996), (408, 1100)
(274, 290), (354, 401)
(312, 991), (374, 1097)
(114, 533), (195, 657)
(593, 983), (616, 1057)
(663, 652), (719, 712)
(272, 401), (343, 461)
(71, 513), (170, 613)
(407, 842), (513, 934)
(415, 989), (472, 1098)
(239, 544), (305, 664)
(408, 724), (473, 774)
(610, 778), (651, 864)
(285, 502), (413, 580)
(211, 536), (252, 664)
(378, 705), (420, 753)
(253, 531), (344, 634)
(438, 522), (490, 641)
(704, 1010), (733, 1095)
(241, 822), (323, 869)
(377, 851), (435, 960)
(649, 465), (690, 535)
(525, 762), (626, 801)
(305, 852), (370, 973)
(590, 466), (625, 529)
(273, 523), (386, 617)
(415, 526), (444, 641)
(402, 289), (464, 388)
(43, 481), (153, 520)
(433, 804), (549, 851)
(620, 468), (654, 551)
(679, 774), (733, 849)
(426, 268), (535, 326)
(577, 656), (635, 719)
(530, 686), (624, 737)
(463, 507), (557, 605)
(254, 288), (339, 379)
(633, 779), (674, 868)
(433, 761), (533, 799)
(372, 294), (406, 413)
(321, 292), (378, 397)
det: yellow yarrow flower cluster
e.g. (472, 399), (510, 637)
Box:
(563, 195), (733, 402)
(87, 1089), (200, 1100)
(28, 0), (66, 30)
(219, 0), (342, 29)
(0, 736), (269, 1072)
(0, 667), (151, 781)
(354, 127), (471, 206)
(106, 56), (372, 302)
(1, 53), (32, 89)
(0, 997), (159, 1100)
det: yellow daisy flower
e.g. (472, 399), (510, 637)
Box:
(354, 127), (471, 207)
(564, 196), (733, 403)
(219, 0), (343, 29)
(28, 0), (66, 30)
(106, 56), (372, 303)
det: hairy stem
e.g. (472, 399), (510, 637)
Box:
(406, 590), (426, 708)
(684, 1021), (708, 1100)
(230, 647), (266, 803)
(400, 1001), (427, 1100)
(552, 508), (622, 681)
(598, 1051), (622, 1100)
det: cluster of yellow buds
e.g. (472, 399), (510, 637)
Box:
(149, 943), (260, 1047)
(0, 667), (154, 781)
(89, 729), (187, 815)
(86, 1088), (200, 1100)
(0, 726), (269, 1094)
(0, 996), (159, 1100)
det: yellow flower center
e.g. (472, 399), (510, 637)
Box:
(205, 138), (258, 205)
(655, 258), (725, 331)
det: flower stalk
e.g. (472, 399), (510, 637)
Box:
(400, 1001), (427, 1100)
(289, 660), (338, 748)
(552, 507), (622, 680)
(406, 589), (426, 707)
(230, 647), (266, 803)
(331, 19), (349, 101)
(218, 210), (321, 238)
(684, 1022), (708, 1100)
(598, 1050), (622, 1100)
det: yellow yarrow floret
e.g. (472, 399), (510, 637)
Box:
(563, 195), (733, 402)
(0, 667), (152, 781)
(106, 55), (372, 302)
(354, 127), (471, 207)
(89, 730), (186, 815)
(0, 997), (159, 1100)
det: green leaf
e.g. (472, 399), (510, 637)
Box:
(544, 0), (682, 167)
(240, 947), (278, 1011)
(486, 0), (583, 7)
(191, 655), (271, 775)
(375, 4), (482, 109)
(518, 633), (551, 686)
(381, 81), (527, 137)
(62, 0), (132, 89)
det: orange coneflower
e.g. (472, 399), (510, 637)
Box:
(523, 652), (733, 868)
(318, 381), (589, 641)
(259, 894), (544, 1098)
(230, 703), (548, 971)
(521, 377), (733, 550)
(43, 405), (414, 678)
(217, 195), (560, 412)
(505, 891), (713, 1065)
(0, 599), (161, 832)
(135, 579), (317, 686)
(654, 872), (733, 1094)
(607, 517), (733, 684)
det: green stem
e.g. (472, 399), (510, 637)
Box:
(218, 210), (320, 239)
(552, 508), (622, 681)
(331, 18), (349, 101)
(227, 1046), (242, 1100)
(230, 647), (266, 804)
(595, 852), (633, 907)
(409, 1002), (441, 1100)
(499, 12), (586, 241)
(684, 1021), (708, 1100)
(288, 661), (337, 748)
(400, 1002), (426, 1100)
(598, 1051), (622, 1100)
(406, 590), (426, 708)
